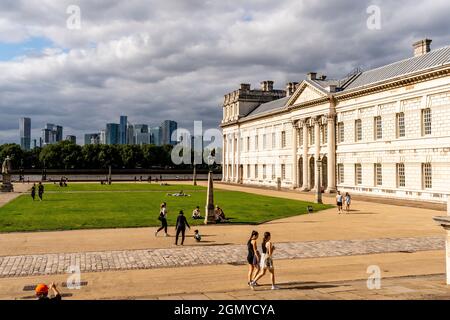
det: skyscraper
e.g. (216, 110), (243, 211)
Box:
(127, 123), (135, 145)
(161, 120), (177, 145)
(84, 133), (100, 145)
(19, 117), (31, 150)
(134, 124), (149, 145)
(66, 135), (77, 144)
(42, 124), (63, 146)
(106, 123), (120, 145)
(99, 130), (106, 144)
(119, 115), (128, 145)
(150, 126), (162, 146)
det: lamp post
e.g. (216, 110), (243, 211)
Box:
(204, 150), (216, 224)
(193, 164), (197, 186)
(316, 157), (323, 204)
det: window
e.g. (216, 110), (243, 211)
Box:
(254, 164), (258, 179)
(397, 163), (405, 187)
(281, 131), (286, 148)
(422, 108), (431, 135)
(321, 125), (328, 144)
(309, 127), (315, 145)
(246, 137), (250, 152)
(374, 163), (382, 186)
(337, 122), (344, 143)
(355, 119), (362, 142)
(281, 164), (286, 180)
(272, 164), (276, 180)
(263, 134), (267, 150)
(338, 164), (344, 184)
(374, 116), (382, 140)
(355, 164), (362, 185)
(422, 163), (432, 189)
(247, 164), (250, 178)
(272, 132), (276, 149)
(263, 165), (267, 179)
(255, 135), (259, 150)
(396, 113), (405, 138)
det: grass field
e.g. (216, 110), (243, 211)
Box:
(0, 183), (332, 232)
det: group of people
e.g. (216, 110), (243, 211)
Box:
(30, 182), (45, 201)
(336, 191), (352, 214)
(58, 177), (68, 187)
(155, 202), (201, 245)
(247, 230), (278, 290)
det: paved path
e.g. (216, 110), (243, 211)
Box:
(0, 236), (443, 278)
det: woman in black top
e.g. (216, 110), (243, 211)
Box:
(175, 210), (190, 245)
(31, 184), (36, 201)
(247, 231), (260, 286)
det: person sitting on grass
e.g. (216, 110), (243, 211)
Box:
(194, 229), (201, 242)
(35, 282), (62, 301)
(192, 206), (202, 219)
(214, 206), (228, 223)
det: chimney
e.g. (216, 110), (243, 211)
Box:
(260, 81), (267, 91)
(327, 85), (337, 93)
(413, 39), (432, 57)
(286, 82), (299, 97)
(266, 81), (274, 91)
(240, 83), (251, 90)
(307, 72), (317, 80)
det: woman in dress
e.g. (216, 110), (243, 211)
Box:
(246, 231), (260, 287)
(250, 232), (278, 290)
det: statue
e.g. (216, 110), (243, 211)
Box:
(2, 156), (12, 175)
(1, 156), (14, 192)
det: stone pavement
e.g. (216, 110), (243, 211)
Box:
(153, 273), (450, 300)
(0, 236), (443, 278)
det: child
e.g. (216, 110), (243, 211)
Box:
(194, 230), (201, 242)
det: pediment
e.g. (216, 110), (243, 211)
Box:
(287, 81), (329, 107)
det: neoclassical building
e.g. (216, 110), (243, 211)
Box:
(221, 39), (450, 203)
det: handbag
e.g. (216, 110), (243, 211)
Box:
(158, 212), (164, 221)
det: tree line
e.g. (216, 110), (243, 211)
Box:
(0, 141), (210, 170)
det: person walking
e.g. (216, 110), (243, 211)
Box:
(155, 202), (169, 237)
(31, 183), (36, 201)
(175, 210), (190, 245)
(38, 182), (44, 201)
(247, 231), (260, 287)
(336, 191), (343, 214)
(250, 232), (278, 290)
(345, 192), (351, 213)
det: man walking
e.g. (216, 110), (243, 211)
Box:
(31, 183), (36, 201)
(38, 182), (44, 201)
(175, 210), (190, 246)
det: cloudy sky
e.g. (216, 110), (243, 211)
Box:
(0, 0), (449, 144)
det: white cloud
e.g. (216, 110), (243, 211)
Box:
(0, 0), (449, 144)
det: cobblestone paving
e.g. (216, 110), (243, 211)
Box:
(0, 236), (443, 278)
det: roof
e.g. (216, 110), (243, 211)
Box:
(246, 96), (290, 118)
(343, 45), (450, 90)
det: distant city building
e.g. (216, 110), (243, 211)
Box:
(42, 123), (63, 146)
(150, 126), (162, 146)
(99, 130), (106, 144)
(134, 124), (149, 145)
(127, 123), (135, 145)
(84, 133), (100, 145)
(119, 115), (128, 145)
(32, 139), (37, 149)
(66, 135), (77, 144)
(19, 117), (31, 150)
(106, 123), (120, 145)
(161, 120), (177, 145)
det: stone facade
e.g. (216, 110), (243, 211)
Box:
(221, 40), (450, 203)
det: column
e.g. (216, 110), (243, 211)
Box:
(326, 113), (337, 193)
(291, 121), (298, 189)
(301, 119), (309, 191)
(313, 116), (321, 191)
(231, 134), (235, 182)
(235, 133), (240, 183)
(222, 134), (227, 181)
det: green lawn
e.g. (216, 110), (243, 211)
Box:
(0, 183), (332, 232)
